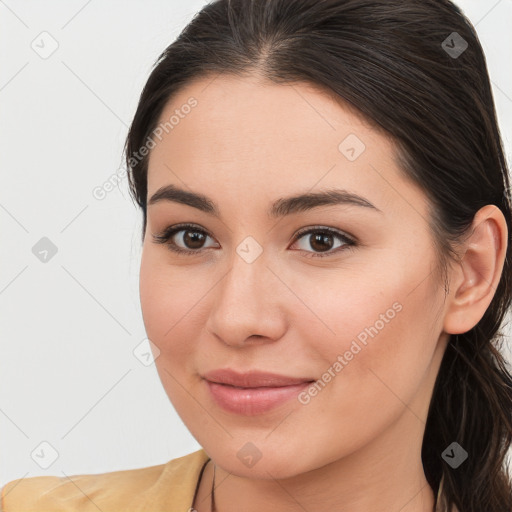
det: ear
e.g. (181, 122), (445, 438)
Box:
(443, 204), (508, 335)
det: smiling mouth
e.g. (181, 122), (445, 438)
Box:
(204, 379), (315, 416)
(201, 368), (316, 388)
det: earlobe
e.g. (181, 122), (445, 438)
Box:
(443, 205), (508, 335)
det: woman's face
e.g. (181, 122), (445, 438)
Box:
(140, 73), (451, 478)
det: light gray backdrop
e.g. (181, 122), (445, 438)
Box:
(1, 0), (511, 486)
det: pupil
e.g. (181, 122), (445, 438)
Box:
(311, 233), (333, 252)
(185, 231), (205, 249)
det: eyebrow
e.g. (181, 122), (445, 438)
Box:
(147, 184), (382, 218)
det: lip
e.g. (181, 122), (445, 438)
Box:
(202, 368), (314, 388)
(202, 369), (315, 415)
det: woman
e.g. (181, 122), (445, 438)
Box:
(2, 0), (511, 511)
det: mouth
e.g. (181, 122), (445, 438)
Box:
(202, 368), (316, 388)
(202, 368), (316, 415)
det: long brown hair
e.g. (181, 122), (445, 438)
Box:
(124, 1), (512, 510)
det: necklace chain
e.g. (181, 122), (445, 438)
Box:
(210, 461), (217, 512)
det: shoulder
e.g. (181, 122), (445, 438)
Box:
(1, 448), (210, 512)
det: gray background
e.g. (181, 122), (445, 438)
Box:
(1, 0), (511, 486)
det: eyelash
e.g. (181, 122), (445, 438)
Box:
(152, 223), (356, 259)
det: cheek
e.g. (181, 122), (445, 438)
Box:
(300, 240), (439, 359)
(139, 251), (207, 411)
(286, 281), (439, 464)
(295, 253), (439, 383)
(297, 254), (440, 402)
(139, 250), (195, 351)
(139, 251), (167, 341)
(139, 248), (219, 376)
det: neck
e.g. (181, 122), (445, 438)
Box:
(197, 412), (436, 512)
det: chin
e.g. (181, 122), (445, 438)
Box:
(204, 438), (320, 480)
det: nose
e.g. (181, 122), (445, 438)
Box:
(205, 250), (287, 348)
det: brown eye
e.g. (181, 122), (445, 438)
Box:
(180, 230), (208, 250)
(152, 223), (218, 255)
(153, 223), (356, 258)
(291, 227), (356, 258)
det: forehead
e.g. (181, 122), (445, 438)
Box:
(146, 74), (428, 219)
(150, 73), (380, 160)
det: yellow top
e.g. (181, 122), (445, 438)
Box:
(1, 448), (457, 511)
(1, 448), (210, 512)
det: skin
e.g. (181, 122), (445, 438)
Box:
(139, 73), (508, 512)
